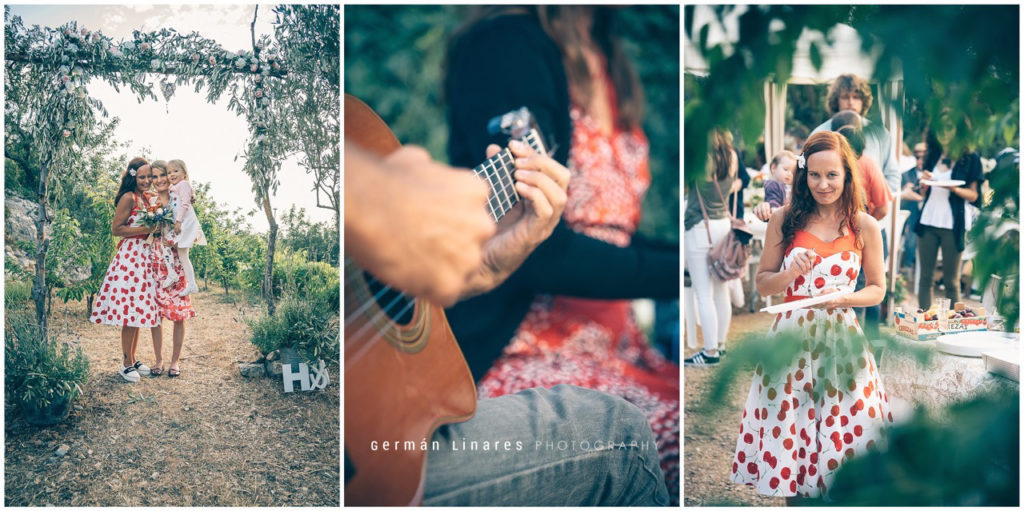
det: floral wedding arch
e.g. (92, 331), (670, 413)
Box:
(5, 5), (339, 336)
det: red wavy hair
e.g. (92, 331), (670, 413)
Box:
(780, 131), (865, 250)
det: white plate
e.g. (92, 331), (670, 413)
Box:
(921, 179), (966, 188)
(935, 331), (1019, 358)
(760, 290), (854, 314)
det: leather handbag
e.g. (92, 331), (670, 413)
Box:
(694, 177), (752, 281)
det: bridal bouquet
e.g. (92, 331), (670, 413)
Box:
(140, 205), (175, 244)
(140, 205), (175, 231)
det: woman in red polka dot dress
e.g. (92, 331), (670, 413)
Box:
(731, 131), (893, 500)
(90, 158), (161, 383)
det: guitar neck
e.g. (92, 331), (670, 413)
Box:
(471, 128), (548, 222)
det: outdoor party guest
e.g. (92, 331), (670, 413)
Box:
(684, 129), (739, 368)
(913, 131), (983, 309)
(900, 143), (927, 272)
(811, 73), (900, 193)
(345, 143), (668, 506)
(725, 148), (751, 309)
(830, 111), (889, 218)
(764, 150), (796, 210)
(147, 161), (198, 378)
(732, 131), (893, 500)
(445, 6), (680, 501)
(753, 149), (797, 222)
(165, 159), (207, 297)
(90, 158), (160, 383)
(835, 122), (891, 221)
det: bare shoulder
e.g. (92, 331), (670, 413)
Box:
(856, 212), (881, 237)
(116, 193), (136, 209)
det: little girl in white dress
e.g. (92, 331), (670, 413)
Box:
(165, 159), (207, 296)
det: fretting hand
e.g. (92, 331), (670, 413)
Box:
(459, 140), (569, 297)
(489, 140), (569, 247)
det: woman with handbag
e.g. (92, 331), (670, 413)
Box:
(684, 129), (744, 367)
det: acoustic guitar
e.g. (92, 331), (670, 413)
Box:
(344, 94), (548, 506)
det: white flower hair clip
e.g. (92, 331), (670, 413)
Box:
(795, 154), (806, 170)
(129, 168), (137, 177)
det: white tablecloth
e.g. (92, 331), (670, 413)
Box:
(878, 335), (1019, 411)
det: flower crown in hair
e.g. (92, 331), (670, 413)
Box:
(129, 168), (137, 177)
(795, 154), (806, 170)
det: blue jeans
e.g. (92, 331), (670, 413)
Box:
(423, 385), (669, 506)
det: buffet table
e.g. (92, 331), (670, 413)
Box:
(878, 332), (1019, 412)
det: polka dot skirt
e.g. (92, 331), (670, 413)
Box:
(730, 231), (893, 498)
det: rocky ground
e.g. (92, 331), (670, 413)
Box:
(4, 291), (340, 506)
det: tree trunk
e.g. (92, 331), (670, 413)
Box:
(261, 192), (278, 316)
(31, 160), (50, 341)
(333, 202), (340, 247)
(87, 293), (94, 316)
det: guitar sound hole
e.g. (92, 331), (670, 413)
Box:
(364, 272), (415, 326)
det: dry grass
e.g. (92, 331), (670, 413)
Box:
(5, 291), (340, 506)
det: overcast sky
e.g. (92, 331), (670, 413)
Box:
(9, 4), (336, 233)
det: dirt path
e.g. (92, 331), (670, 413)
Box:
(4, 291), (340, 506)
(683, 310), (779, 507)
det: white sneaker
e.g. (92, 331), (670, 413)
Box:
(162, 275), (178, 289)
(134, 361), (151, 377)
(119, 364), (140, 383)
(179, 284), (198, 297)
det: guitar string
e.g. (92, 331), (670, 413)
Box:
(343, 146), (524, 329)
(343, 131), (549, 331)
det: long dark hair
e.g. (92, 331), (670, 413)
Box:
(710, 129), (736, 181)
(114, 157), (149, 206)
(450, 6), (645, 130)
(780, 131), (865, 249)
(922, 129), (944, 172)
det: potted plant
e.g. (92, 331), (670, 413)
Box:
(5, 313), (89, 426)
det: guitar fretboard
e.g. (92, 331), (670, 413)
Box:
(471, 129), (547, 222)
